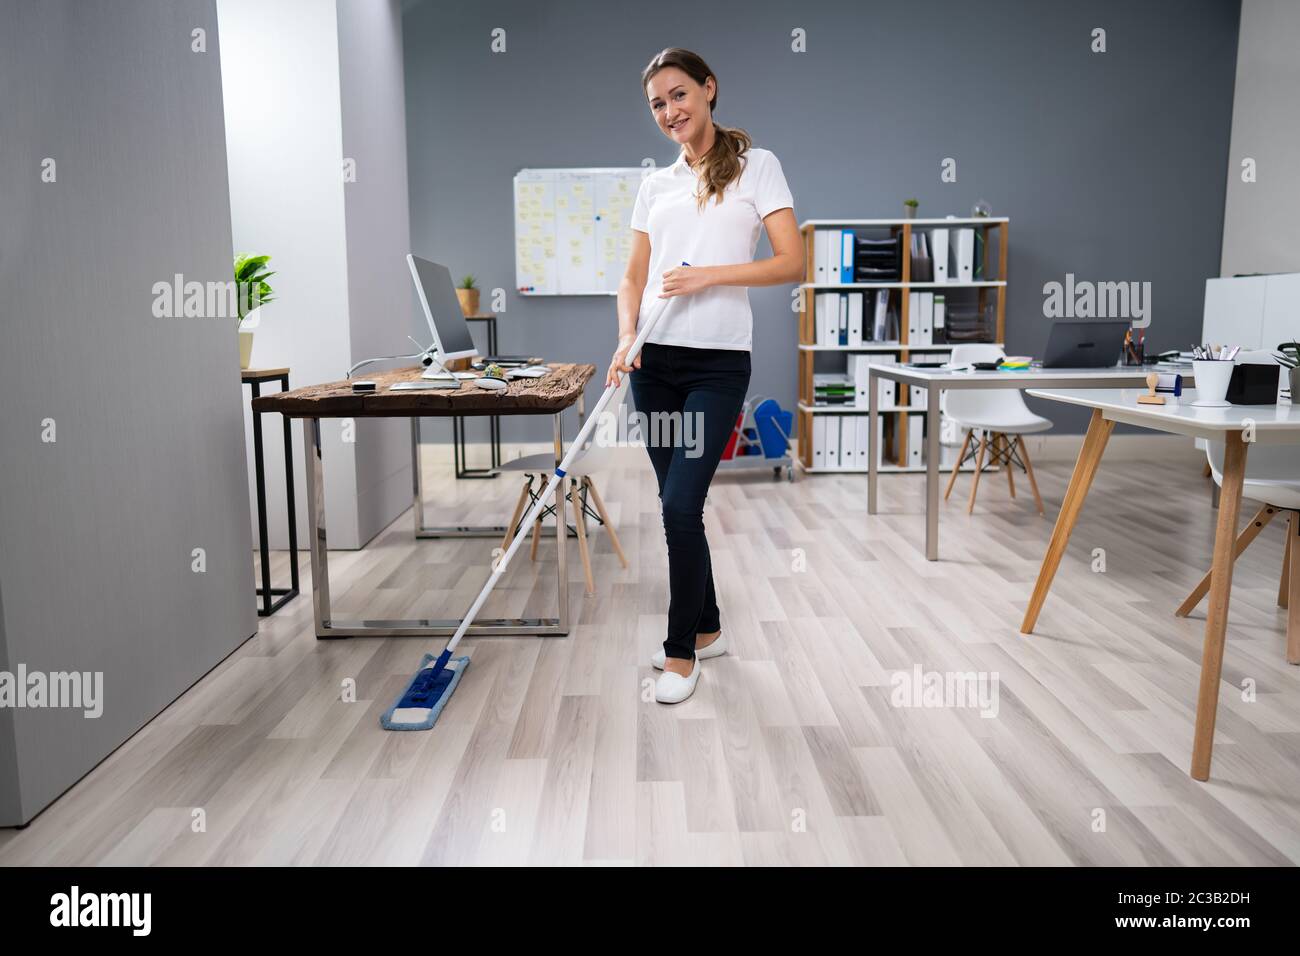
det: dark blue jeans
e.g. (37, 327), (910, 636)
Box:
(629, 342), (751, 661)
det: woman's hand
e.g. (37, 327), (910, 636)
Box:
(659, 265), (712, 298)
(606, 332), (639, 386)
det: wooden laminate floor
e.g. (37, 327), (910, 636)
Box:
(2, 444), (1298, 866)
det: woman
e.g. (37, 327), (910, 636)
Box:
(608, 48), (803, 703)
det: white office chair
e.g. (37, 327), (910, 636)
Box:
(499, 375), (630, 594)
(942, 343), (1052, 514)
(1177, 401), (1300, 666)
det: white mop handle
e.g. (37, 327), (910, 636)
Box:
(442, 286), (680, 653)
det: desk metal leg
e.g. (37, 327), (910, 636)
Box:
(1021, 408), (1114, 634)
(411, 416), (570, 540)
(280, 374), (300, 599)
(1191, 432), (1248, 780)
(305, 417), (331, 633)
(413, 417), (504, 536)
(867, 372), (879, 514)
(925, 385), (940, 561)
(304, 414), (570, 638)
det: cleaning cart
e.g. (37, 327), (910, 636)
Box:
(716, 395), (794, 481)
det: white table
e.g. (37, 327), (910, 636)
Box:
(1021, 387), (1300, 781)
(866, 366), (1180, 560)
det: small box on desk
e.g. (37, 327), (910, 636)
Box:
(1226, 363), (1281, 405)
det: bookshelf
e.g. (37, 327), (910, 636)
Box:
(796, 216), (1009, 474)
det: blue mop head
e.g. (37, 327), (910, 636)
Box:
(380, 650), (471, 731)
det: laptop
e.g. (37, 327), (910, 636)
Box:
(1041, 320), (1130, 368)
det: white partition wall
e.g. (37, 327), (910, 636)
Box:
(217, 0), (413, 550)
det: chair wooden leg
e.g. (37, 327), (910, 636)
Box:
(586, 477), (628, 569)
(1021, 409), (1114, 634)
(1000, 433), (1016, 498)
(1280, 512), (1291, 609)
(1287, 513), (1299, 664)
(1175, 505), (1278, 617)
(529, 508), (542, 562)
(570, 482), (594, 594)
(1191, 433), (1248, 781)
(1016, 435), (1044, 515)
(967, 432), (989, 515)
(502, 478), (532, 552)
(944, 429), (973, 502)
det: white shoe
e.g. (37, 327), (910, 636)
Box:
(651, 632), (728, 670)
(654, 656), (700, 704)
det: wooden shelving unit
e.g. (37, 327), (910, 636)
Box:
(796, 216), (1009, 474)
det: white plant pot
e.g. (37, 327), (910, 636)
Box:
(238, 307), (262, 370)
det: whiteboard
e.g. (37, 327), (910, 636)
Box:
(514, 167), (645, 295)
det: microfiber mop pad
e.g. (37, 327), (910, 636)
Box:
(380, 651), (471, 730)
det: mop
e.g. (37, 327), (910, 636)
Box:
(381, 270), (686, 730)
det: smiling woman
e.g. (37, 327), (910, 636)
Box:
(607, 47), (802, 704)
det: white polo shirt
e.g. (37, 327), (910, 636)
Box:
(630, 146), (793, 351)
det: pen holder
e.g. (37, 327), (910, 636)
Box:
(1191, 359), (1235, 408)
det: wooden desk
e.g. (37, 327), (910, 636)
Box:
(866, 365), (1185, 560)
(1021, 387), (1300, 780)
(252, 363), (596, 639)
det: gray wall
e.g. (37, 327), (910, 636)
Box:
(402, 0), (1239, 437)
(0, 0), (256, 826)
(1221, 0), (1300, 277)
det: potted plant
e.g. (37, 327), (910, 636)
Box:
(1276, 340), (1300, 401)
(903, 199), (919, 220)
(235, 253), (275, 370)
(456, 274), (480, 316)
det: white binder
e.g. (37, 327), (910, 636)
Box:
(847, 293), (863, 347)
(839, 414), (857, 469)
(838, 294), (848, 346)
(953, 228), (975, 283)
(825, 414), (840, 469)
(855, 416), (871, 468)
(918, 291), (934, 346)
(907, 291), (920, 344)
(813, 415), (827, 469)
(931, 229), (949, 282)
(824, 229), (841, 285)
(908, 416), (923, 468)
(814, 230), (827, 284)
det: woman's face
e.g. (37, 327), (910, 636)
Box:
(645, 66), (715, 146)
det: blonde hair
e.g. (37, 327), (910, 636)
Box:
(641, 48), (752, 210)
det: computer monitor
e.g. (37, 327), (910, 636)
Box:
(406, 254), (478, 362)
(1041, 320), (1130, 368)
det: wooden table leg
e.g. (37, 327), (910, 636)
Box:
(1020, 409), (1115, 634)
(1190, 432), (1248, 780)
